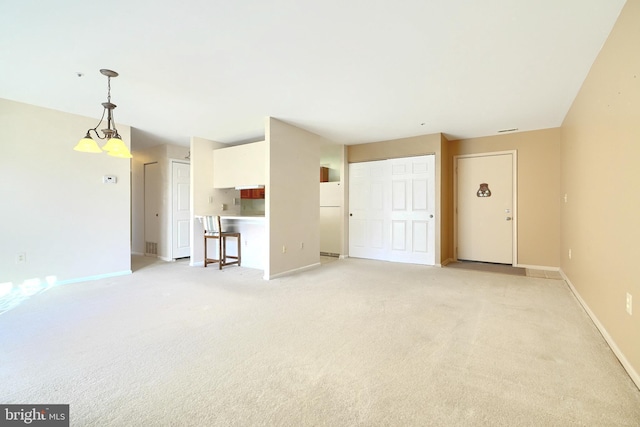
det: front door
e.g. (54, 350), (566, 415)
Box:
(456, 152), (515, 264)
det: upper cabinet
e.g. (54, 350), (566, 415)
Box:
(241, 188), (265, 199)
(213, 141), (266, 188)
(320, 166), (329, 182)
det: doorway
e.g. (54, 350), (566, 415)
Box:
(349, 155), (435, 265)
(454, 151), (517, 265)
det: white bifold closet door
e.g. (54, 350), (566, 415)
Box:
(349, 155), (435, 265)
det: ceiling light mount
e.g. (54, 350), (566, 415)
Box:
(73, 69), (132, 158)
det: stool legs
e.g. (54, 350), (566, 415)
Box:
(204, 233), (241, 269)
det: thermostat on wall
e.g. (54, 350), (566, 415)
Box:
(103, 175), (117, 184)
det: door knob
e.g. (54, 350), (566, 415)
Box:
(349, 213), (353, 217)
(505, 217), (512, 221)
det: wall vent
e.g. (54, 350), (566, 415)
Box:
(320, 252), (339, 258)
(145, 241), (158, 255)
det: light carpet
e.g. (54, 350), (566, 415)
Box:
(1, 256), (639, 426)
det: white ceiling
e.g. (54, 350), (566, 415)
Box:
(0, 0), (626, 148)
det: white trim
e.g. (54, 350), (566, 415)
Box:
(561, 269), (640, 390)
(339, 255), (349, 259)
(453, 150), (518, 266)
(190, 260), (204, 267)
(265, 262), (321, 280)
(515, 264), (560, 271)
(56, 270), (132, 286)
(131, 251), (144, 256)
(158, 255), (173, 262)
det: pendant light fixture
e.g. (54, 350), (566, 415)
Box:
(74, 69), (132, 158)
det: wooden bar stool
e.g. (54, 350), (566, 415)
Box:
(203, 216), (241, 269)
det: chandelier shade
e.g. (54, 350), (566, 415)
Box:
(74, 69), (132, 159)
(74, 132), (103, 153)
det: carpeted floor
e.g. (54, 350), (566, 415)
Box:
(1, 256), (639, 426)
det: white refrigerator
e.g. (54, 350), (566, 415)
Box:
(319, 182), (342, 255)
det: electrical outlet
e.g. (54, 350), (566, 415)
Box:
(568, 249), (572, 260)
(16, 252), (26, 263)
(563, 193), (568, 203)
(282, 245), (287, 254)
(626, 293), (633, 315)
(300, 242), (304, 250)
(102, 175), (117, 184)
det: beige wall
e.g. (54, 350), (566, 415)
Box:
(347, 133), (445, 264)
(0, 98), (131, 284)
(452, 128), (562, 268)
(266, 118), (322, 278)
(560, 0), (640, 383)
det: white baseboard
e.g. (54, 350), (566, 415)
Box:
(560, 269), (640, 390)
(266, 262), (321, 280)
(131, 252), (144, 256)
(190, 261), (204, 267)
(339, 255), (348, 259)
(515, 263), (560, 271)
(56, 270), (132, 286)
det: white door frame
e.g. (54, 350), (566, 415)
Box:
(453, 150), (518, 265)
(170, 159), (190, 260)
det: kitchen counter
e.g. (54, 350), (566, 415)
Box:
(195, 214), (265, 220)
(220, 215), (265, 220)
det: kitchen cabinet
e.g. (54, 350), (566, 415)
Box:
(320, 166), (329, 182)
(240, 188), (265, 199)
(213, 141), (266, 188)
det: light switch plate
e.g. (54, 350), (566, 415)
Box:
(103, 175), (117, 184)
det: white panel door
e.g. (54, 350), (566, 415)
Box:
(172, 161), (191, 259)
(348, 161), (388, 261)
(388, 156), (435, 265)
(457, 153), (513, 264)
(349, 155), (435, 265)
